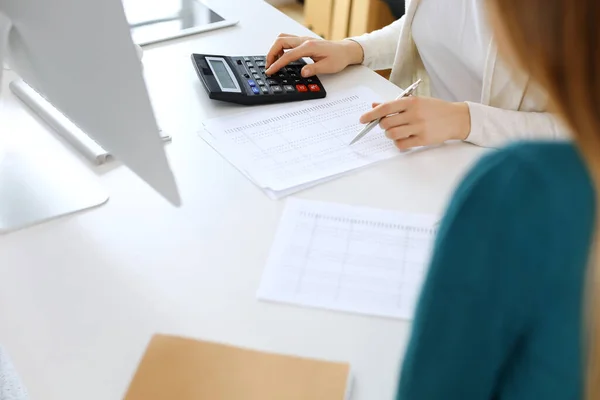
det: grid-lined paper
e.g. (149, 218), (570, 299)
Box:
(258, 199), (438, 320)
(199, 87), (400, 196)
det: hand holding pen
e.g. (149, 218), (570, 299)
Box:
(352, 79), (472, 150)
(350, 80), (421, 145)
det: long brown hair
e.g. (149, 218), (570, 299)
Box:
(487, 0), (600, 398)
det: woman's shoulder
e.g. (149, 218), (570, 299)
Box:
(500, 140), (586, 169)
(448, 141), (595, 267)
(437, 140), (595, 305)
(471, 141), (593, 204)
(463, 142), (595, 211)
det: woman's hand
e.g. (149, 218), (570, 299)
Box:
(359, 97), (471, 150)
(265, 33), (364, 77)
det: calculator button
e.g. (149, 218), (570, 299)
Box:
(260, 86), (269, 93)
(246, 61), (253, 67)
(253, 74), (260, 79)
(244, 57), (251, 61)
(308, 84), (321, 92)
(243, 73), (250, 79)
(277, 73), (286, 78)
(288, 60), (304, 66)
(271, 85), (283, 93)
(250, 68), (257, 73)
(267, 79), (279, 85)
(283, 85), (295, 92)
(289, 73), (298, 78)
(296, 84), (308, 92)
(257, 79), (265, 86)
(251, 86), (260, 94)
(282, 79), (290, 85)
(306, 78), (314, 83)
(255, 61), (266, 67)
(254, 56), (265, 62)
(248, 80), (256, 87)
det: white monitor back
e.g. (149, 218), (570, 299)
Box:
(0, 0), (181, 206)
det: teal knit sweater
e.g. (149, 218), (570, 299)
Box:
(397, 142), (595, 399)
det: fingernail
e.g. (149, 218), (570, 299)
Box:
(302, 68), (311, 77)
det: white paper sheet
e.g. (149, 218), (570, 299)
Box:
(258, 199), (438, 320)
(199, 87), (401, 198)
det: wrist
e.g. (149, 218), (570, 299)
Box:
(452, 102), (471, 141)
(340, 39), (365, 66)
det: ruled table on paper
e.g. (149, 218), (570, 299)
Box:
(199, 87), (402, 198)
(258, 199), (438, 320)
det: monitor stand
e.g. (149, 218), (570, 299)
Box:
(9, 79), (172, 165)
(0, 19), (107, 234)
(0, 146), (109, 234)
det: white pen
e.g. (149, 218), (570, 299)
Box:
(349, 79), (422, 145)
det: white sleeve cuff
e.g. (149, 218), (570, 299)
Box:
(345, 37), (375, 68)
(465, 101), (488, 147)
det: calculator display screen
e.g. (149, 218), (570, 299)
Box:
(209, 59), (236, 90)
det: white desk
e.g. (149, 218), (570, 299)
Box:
(0, 1), (486, 399)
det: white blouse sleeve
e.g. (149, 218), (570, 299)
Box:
(466, 102), (570, 147)
(347, 17), (406, 71)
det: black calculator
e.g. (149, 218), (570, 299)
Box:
(191, 54), (326, 105)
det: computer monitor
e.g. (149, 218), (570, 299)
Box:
(0, 0), (181, 233)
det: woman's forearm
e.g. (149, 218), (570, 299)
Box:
(465, 102), (570, 148)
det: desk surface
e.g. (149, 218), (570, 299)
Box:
(0, 1), (486, 399)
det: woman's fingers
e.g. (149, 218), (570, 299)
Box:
(359, 97), (412, 124)
(265, 36), (312, 71)
(394, 135), (426, 150)
(379, 112), (412, 132)
(266, 40), (321, 75)
(385, 124), (416, 140)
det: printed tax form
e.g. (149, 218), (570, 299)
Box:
(199, 87), (403, 199)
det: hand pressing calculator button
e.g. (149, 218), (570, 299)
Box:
(191, 53), (326, 105)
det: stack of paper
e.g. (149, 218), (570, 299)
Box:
(124, 334), (353, 400)
(199, 87), (400, 199)
(258, 199), (438, 320)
